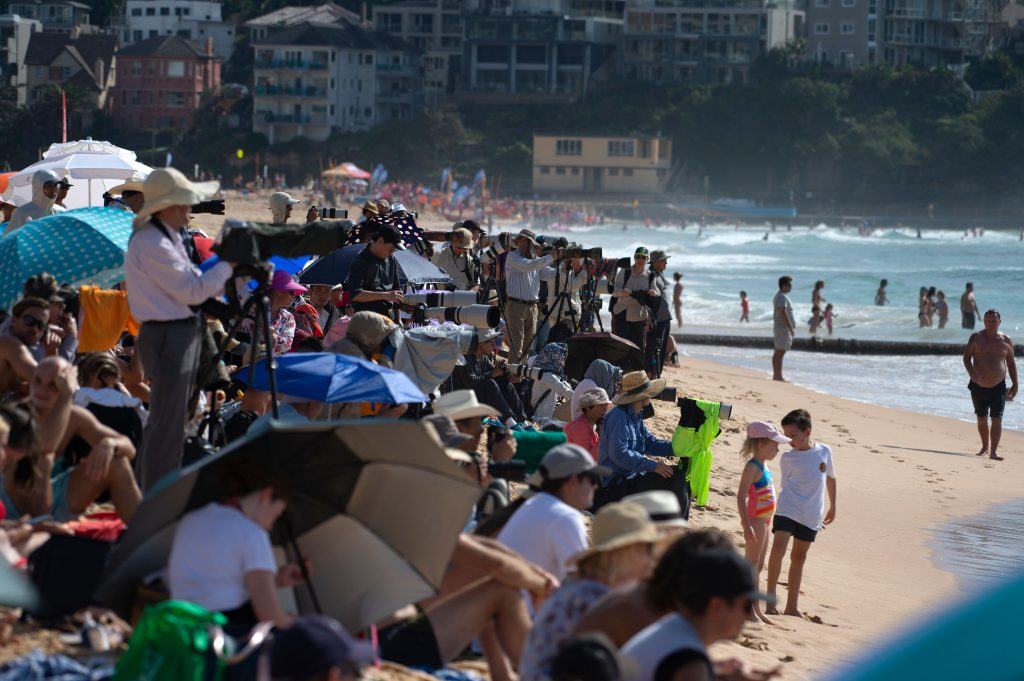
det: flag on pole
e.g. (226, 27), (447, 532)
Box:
(60, 89), (67, 143)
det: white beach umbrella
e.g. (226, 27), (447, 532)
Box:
(2, 138), (153, 209)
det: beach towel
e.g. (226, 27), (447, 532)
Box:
(671, 397), (722, 507)
(0, 650), (113, 680)
(78, 285), (140, 353)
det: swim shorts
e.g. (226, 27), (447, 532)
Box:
(962, 312), (975, 329)
(968, 380), (1007, 419)
(378, 611), (443, 669)
(773, 328), (793, 351)
(772, 515), (818, 542)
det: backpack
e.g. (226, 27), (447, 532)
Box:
(114, 600), (229, 681)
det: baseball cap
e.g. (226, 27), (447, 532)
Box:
(374, 224), (401, 246)
(682, 549), (775, 606)
(649, 250), (669, 263)
(537, 443), (612, 481)
(579, 388), (611, 410)
(269, 615), (374, 680)
(746, 420), (791, 444)
(634, 247), (649, 258)
(269, 192), (300, 209)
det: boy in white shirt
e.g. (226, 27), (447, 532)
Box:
(765, 409), (837, 617)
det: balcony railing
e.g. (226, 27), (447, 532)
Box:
(254, 59), (328, 71)
(254, 85), (328, 97)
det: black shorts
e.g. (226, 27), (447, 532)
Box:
(969, 381), (1007, 419)
(772, 515), (818, 543)
(378, 613), (443, 669)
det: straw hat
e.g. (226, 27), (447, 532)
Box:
(451, 227), (475, 249)
(432, 389), (499, 421)
(612, 370), (667, 405)
(570, 502), (659, 564)
(132, 167), (218, 229)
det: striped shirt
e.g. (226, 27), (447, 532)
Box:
(505, 251), (553, 301)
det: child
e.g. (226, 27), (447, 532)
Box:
(823, 303), (835, 336)
(766, 409), (837, 618)
(739, 290), (750, 322)
(808, 304), (821, 335)
(736, 421), (789, 624)
(672, 273), (683, 328)
(936, 291), (948, 328)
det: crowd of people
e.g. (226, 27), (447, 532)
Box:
(0, 167), (850, 681)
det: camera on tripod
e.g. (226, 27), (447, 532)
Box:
(405, 290), (482, 307)
(412, 304), (501, 328)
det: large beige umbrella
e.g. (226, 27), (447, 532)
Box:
(96, 419), (480, 633)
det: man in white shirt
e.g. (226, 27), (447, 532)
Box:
(503, 229), (556, 364)
(124, 167), (235, 490)
(432, 227), (480, 291)
(497, 443), (610, 580)
(772, 275), (796, 382)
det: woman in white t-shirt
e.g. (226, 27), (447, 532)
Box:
(168, 466), (306, 628)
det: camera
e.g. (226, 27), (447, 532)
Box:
(314, 207), (347, 219)
(487, 460), (527, 482)
(654, 387), (678, 402)
(216, 218), (353, 268)
(191, 199), (225, 215)
(675, 398), (734, 420)
(505, 363), (556, 382)
(405, 290), (482, 307)
(480, 235), (511, 263)
(412, 304), (501, 328)
(564, 246), (603, 260)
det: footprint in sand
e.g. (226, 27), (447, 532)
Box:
(779, 656), (796, 663)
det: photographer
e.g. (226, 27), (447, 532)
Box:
(529, 342), (573, 423)
(124, 168), (235, 491)
(449, 328), (527, 426)
(612, 247), (656, 351)
(540, 246), (591, 345)
(645, 250), (673, 379)
(268, 191), (319, 225)
(504, 229), (555, 364)
(345, 225), (407, 317)
(432, 227), (481, 291)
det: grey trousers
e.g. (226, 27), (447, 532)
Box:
(505, 299), (538, 365)
(137, 318), (202, 492)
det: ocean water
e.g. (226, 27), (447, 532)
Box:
(563, 222), (1024, 430)
(933, 498), (1024, 590)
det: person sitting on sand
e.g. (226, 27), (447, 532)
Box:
(736, 421), (789, 625)
(518, 502), (659, 681)
(0, 358), (141, 523)
(765, 409), (836, 618)
(168, 463), (307, 629)
(570, 359), (621, 421)
(963, 309), (1018, 461)
(563, 389), (612, 462)
(0, 298), (47, 397)
(619, 544), (776, 681)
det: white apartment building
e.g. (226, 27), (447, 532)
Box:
(0, 13), (41, 102)
(252, 21), (423, 143)
(122, 0), (234, 60)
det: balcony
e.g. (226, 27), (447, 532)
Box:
(261, 112), (330, 125)
(377, 63), (421, 77)
(254, 84), (328, 97)
(254, 59), (329, 71)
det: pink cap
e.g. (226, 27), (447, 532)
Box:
(269, 269), (308, 294)
(746, 420), (791, 444)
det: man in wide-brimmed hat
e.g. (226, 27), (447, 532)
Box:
(504, 228), (559, 364)
(124, 167), (235, 491)
(595, 370), (689, 518)
(107, 178), (146, 214)
(431, 226), (480, 291)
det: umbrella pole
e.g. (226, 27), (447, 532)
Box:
(284, 515), (323, 615)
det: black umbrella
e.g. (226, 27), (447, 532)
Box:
(96, 419), (480, 633)
(298, 244), (452, 287)
(564, 332), (644, 381)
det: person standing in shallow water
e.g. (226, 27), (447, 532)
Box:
(963, 309), (1018, 461)
(961, 282), (980, 330)
(875, 279), (888, 306)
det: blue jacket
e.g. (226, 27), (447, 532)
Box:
(597, 404), (674, 483)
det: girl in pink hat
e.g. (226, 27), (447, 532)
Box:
(736, 420), (790, 624)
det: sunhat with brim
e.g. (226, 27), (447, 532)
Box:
(579, 388), (611, 410)
(514, 228), (539, 246)
(612, 371), (667, 405)
(108, 180), (145, 195)
(649, 250), (669, 264)
(422, 414), (475, 449)
(451, 227), (475, 249)
(477, 328), (502, 343)
(569, 502), (659, 564)
(622, 490), (689, 530)
(361, 201), (379, 216)
(432, 389), (500, 421)
(269, 269), (308, 294)
(346, 311), (396, 350)
(746, 420), (791, 444)
(132, 167), (219, 229)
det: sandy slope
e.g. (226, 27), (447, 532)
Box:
(646, 356), (1023, 679)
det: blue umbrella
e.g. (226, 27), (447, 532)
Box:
(0, 207), (133, 309)
(200, 254), (309, 276)
(299, 244), (451, 287)
(233, 352), (427, 404)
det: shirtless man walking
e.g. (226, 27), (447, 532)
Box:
(960, 282), (980, 330)
(963, 309), (1018, 460)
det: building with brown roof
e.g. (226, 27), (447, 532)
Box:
(22, 26), (116, 108)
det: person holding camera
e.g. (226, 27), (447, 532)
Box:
(124, 168), (235, 491)
(540, 246), (591, 345)
(645, 250), (674, 379)
(432, 227), (481, 291)
(613, 248), (657, 351)
(268, 191), (319, 225)
(345, 224), (407, 318)
(504, 229), (556, 364)
(596, 371), (688, 518)
(449, 328), (528, 426)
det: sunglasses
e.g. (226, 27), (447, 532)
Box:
(20, 314), (46, 330)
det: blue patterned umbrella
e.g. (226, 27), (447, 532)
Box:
(0, 207), (133, 310)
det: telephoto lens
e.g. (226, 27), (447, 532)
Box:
(422, 304), (501, 328)
(505, 363), (551, 381)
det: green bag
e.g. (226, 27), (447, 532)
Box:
(114, 600), (229, 681)
(512, 430), (567, 474)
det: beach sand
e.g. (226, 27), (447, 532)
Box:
(650, 356), (1023, 679)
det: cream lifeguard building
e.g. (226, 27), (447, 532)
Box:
(532, 134), (671, 194)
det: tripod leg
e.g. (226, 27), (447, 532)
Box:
(259, 294), (281, 419)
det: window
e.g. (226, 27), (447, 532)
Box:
(329, 104), (335, 115)
(131, 8), (141, 15)
(609, 168), (619, 176)
(167, 60), (184, 77)
(131, 60), (142, 75)
(145, 7), (155, 15)
(842, 0), (856, 5)
(540, 166), (550, 174)
(841, 22), (855, 34)
(814, 0), (828, 5)
(377, 13), (401, 33)
(177, 29), (191, 38)
(571, 167), (579, 175)
(555, 166), (566, 175)
(624, 168), (634, 176)
(607, 140), (635, 157)
(174, 7), (182, 15)
(130, 90), (140, 105)
(364, 107), (372, 117)
(148, 29), (158, 37)
(167, 91), (185, 107)
(555, 139), (581, 156)
(132, 30), (142, 41)
(814, 23), (830, 34)
(183, 7), (190, 14)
